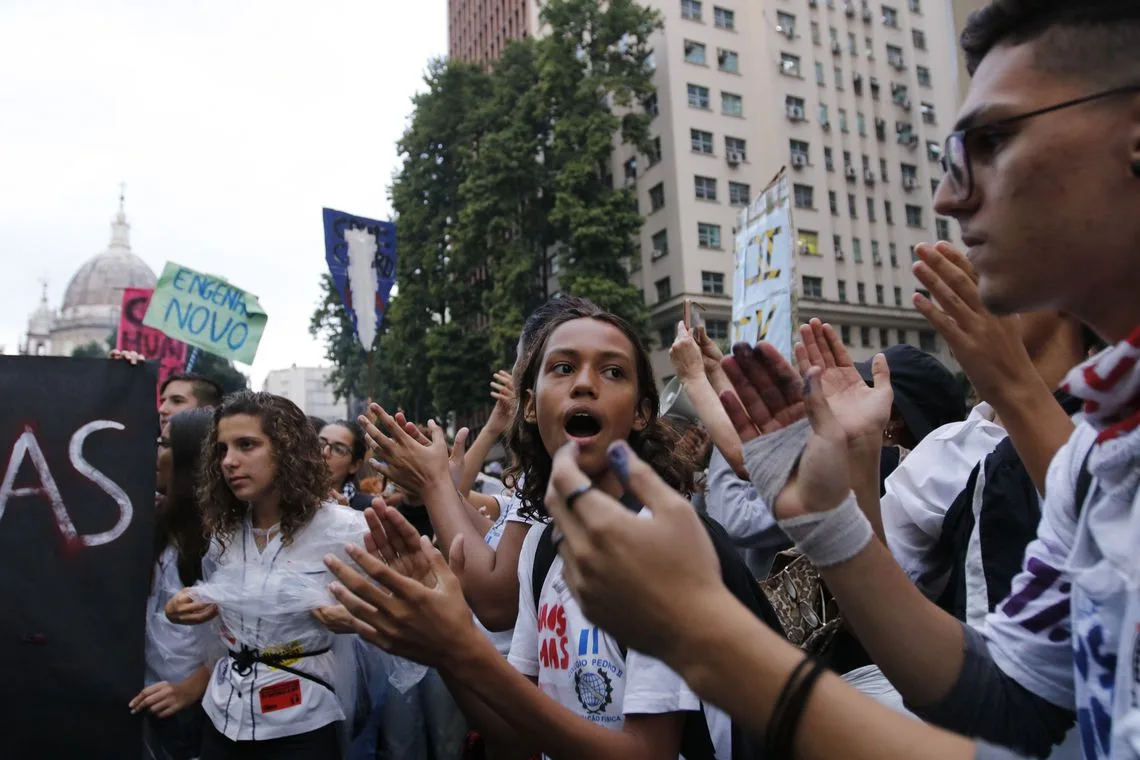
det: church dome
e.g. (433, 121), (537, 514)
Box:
(61, 202), (156, 313)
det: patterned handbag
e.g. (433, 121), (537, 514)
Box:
(757, 549), (843, 655)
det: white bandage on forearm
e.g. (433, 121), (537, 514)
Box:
(776, 492), (873, 568)
(741, 418), (812, 508)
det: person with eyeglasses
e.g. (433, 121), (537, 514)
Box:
(318, 420), (375, 511)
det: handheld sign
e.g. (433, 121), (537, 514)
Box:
(143, 262), (268, 365)
(322, 208), (397, 350)
(117, 287), (188, 400)
(0, 356), (157, 757)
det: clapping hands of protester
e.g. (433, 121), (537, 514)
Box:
(325, 506), (477, 666)
(486, 369), (516, 433)
(109, 349), (146, 364)
(359, 403), (452, 498)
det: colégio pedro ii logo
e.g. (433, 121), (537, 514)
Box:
(574, 668), (614, 715)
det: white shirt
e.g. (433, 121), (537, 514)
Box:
(508, 521), (731, 759)
(476, 492), (530, 655)
(199, 502), (366, 741)
(882, 402), (1007, 596)
(145, 545), (213, 686)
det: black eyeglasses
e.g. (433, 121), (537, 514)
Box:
(319, 438), (353, 458)
(941, 84), (1140, 202)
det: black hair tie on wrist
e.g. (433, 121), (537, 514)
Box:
(765, 656), (825, 759)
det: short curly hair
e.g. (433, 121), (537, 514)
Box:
(505, 300), (701, 522)
(961, 0), (1140, 82)
(198, 391), (329, 554)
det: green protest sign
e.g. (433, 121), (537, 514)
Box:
(142, 262), (268, 365)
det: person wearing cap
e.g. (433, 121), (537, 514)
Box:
(854, 344), (969, 494)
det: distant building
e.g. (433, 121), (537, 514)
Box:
(262, 366), (348, 421)
(22, 196), (156, 356)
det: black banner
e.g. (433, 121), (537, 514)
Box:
(0, 357), (158, 758)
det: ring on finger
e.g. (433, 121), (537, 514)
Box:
(564, 484), (593, 511)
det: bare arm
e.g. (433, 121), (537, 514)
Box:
(670, 322), (745, 474)
(459, 369), (515, 495)
(988, 381), (1074, 495)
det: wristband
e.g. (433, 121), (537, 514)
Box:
(741, 417), (812, 508)
(776, 492), (873, 568)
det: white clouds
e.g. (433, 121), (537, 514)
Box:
(0, 0), (444, 385)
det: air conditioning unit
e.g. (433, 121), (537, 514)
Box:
(903, 176), (919, 190)
(862, 8), (872, 21)
(650, 249), (667, 262)
(820, 119), (831, 131)
(844, 3), (855, 16)
(845, 165), (857, 179)
(727, 150), (743, 165)
(831, 41), (842, 54)
(900, 98), (912, 110)
(864, 169), (876, 185)
(892, 58), (906, 70)
(779, 25), (795, 39)
(808, 0), (818, 6)
(791, 153), (807, 168)
(787, 104), (805, 120)
(835, 249), (845, 260)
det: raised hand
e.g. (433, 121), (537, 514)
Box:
(794, 319), (892, 446)
(325, 505), (477, 665)
(543, 440), (722, 663)
(359, 404), (450, 499)
(669, 321), (705, 382)
(719, 342), (806, 441)
(486, 370), (516, 434)
(447, 427), (470, 490)
(109, 349), (146, 365)
(911, 242), (1035, 405)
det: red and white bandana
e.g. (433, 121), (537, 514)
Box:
(1060, 326), (1140, 443)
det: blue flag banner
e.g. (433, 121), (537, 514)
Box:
(322, 208), (397, 351)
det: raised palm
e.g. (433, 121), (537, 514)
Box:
(794, 320), (892, 445)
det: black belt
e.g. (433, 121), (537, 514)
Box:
(228, 644), (335, 694)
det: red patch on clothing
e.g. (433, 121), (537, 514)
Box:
(259, 679), (302, 713)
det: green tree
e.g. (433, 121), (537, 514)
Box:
(190, 349), (249, 395)
(71, 341), (106, 358)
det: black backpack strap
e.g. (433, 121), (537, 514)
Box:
(531, 523), (558, 612)
(1074, 445), (1096, 519)
(679, 704), (717, 760)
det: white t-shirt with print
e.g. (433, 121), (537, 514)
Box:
(200, 502), (366, 741)
(508, 521), (731, 759)
(476, 491), (531, 655)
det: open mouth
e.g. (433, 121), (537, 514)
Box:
(564, 411), (603, 439)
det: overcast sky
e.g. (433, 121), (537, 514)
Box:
(0, 0), (446, 387)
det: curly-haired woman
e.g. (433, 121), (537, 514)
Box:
(165, 391), (365, 759)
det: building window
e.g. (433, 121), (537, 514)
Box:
(802, 276), (824, 298)
(816, 61), (826, 85)
(900, 162), (918, 184)
(857, 111), (867, 135)
(833, 234), (844, 257)
(908, 0), (921, 12)
(861, 326), (872, 347)
(919, 329), (938, 352)
(848, 31), (858, 54)
(780, 53), (802, 77)
(682, 0), (703, 20)
(714, 6), (735, 29)
(718, 49), (740, 73)
(835, 66), (845, 90)
(936, 218), (951, 241)
(853, 237), (863, 262)
(695, 175), (718, 200)
(644, 93), (659, 118)
(905, 204), (923, 228)
(889, 242), (898, 266)
(912, 28), (926, 49)
(887, 43), (904, 68)
(687, 84), (710, 108)
(819, 102), (830, 126)
(841, 325), (852, 345)
(843, 149), (852, 169)
(798, 229), (821, 255)
(838, 280), (848, 302)
(706, 319), (729, 340)
(624, 157), (638, 182)
(701, 271), (725, 294)
(786, 95), (806, 120)
(848, 193), (858, 218)
(725, 136), (747, 160)
(647, 136), (662, 166)
(884, 199), (894, 224)
(875, 116), (886, 141)
(655, 276), (672, 302)
(790, 139), (810, 163)
(931, 178), (941, 196)
(894, 286), (902, 306)
(921, 101), (937, 124)
(829, 190), (839, 215)
(794, 184), (815, 209)
(811, 21), (821, 45)
(651, 229), (669, 258)
(870, 76), (881, 99)
(839, 108), (849, 132)
(698, 222), (722, 248)
(824, 146), (834, 170)
(875, 284), (884, 305)
(691, 128), (714, 154)
(867, 197), (876, 221)
(659, 325), (676, 348)
(649, 182), (665, 212)
(916, 65), (932, 87)
(871, 239), (882, 264)
(829, 25), (839, 44)
(722, 92), (743, 116)
(882, 5), (899, 27)
(777, 11), (796, 37)
(684, 40), (707, 65)
(879, 327), (890, 347)
(729, 181), (751, 205)
(853, 72), (864, 95)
